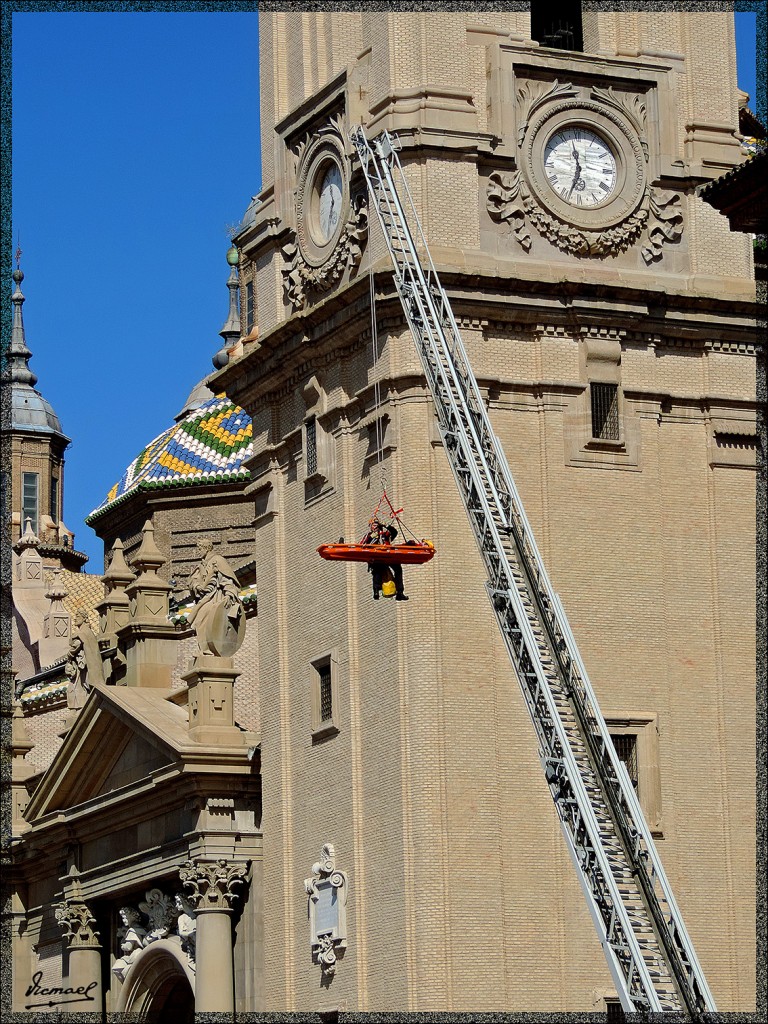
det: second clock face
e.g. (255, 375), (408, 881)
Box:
(543, 127), (617, 208)
(317, 163), (343, 242)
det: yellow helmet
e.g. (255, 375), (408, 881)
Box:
(382, 580), (397, 598)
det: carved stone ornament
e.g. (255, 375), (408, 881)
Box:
(139, 887), (178, 943)
(516, 78), (578, 148)
(488, 86), (683, 262)
(282, 118), (368, 310)
(304, 843), (348, 978)
(112, 891), (197, 983)
(179, 858), (249, 912)
(54, 899), (100, 948)
(641, 189), (684, 263)
(186, 537), (245, 658)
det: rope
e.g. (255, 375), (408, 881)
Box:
(369, 268), (387, 495)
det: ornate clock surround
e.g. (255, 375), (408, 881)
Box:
(485, 50), (684, 263)
(295, 132), (350, 268)
(281, 113), (369, 310)
(523, 99), (647, 232)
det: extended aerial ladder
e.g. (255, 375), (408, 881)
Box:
(351, 125), (717, 1015)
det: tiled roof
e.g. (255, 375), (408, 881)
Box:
(43, 569), (104, 635)
(20, 679), (68, 708)
(88, 394), (253, 520)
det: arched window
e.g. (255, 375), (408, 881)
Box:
(531, 0), (583, 52)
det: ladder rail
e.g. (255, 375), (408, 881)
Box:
(552, 593), (719, 1010)
(352, 124), (717, 1014)
(353, 126), (667, 1012)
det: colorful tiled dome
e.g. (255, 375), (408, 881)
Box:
(88, 394), (253, 520)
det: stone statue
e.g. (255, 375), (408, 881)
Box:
(186, 538), (245, 657)
(174, 892), (197, 965)
(112, 906), (147, 982)
(64, 608), (104, 709)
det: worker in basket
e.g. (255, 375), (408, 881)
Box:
(363, 517), (409, 602)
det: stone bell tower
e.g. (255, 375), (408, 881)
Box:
(217, 9), (757, 1014)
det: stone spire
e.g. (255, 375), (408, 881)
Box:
(8, 253), (37, 387)
(213, 245), (241, 369)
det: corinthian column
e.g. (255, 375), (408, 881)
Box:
(178, 859), (249, 1013)
(54, 899), (103, 1013)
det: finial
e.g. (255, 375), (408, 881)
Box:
(9, 249), (37, 388)
(215, 244), (241, 368)
(130, 520), (165, 575)
(103, 537), (137, 587)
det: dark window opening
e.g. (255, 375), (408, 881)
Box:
(306, 416), (318, 476)
(531, 0), (584, 52)
(318, 662), (333, 722)
(591, 383), (620, 441)
(50, 476), (59, 522)
(22, 472), (39, 534)
(246, 281), (254, 332)
(611, 733), (639, 793)
(606, 999), (626, 1023)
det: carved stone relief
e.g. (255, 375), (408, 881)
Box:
(282, 196), (368, 310)
(282, 116), (368, 310)
(111, 888), (198, 983)
(55, 899), (100, 949)
(179, 858), (249, 912)
(304, 843), (348, 979)
(488, 76), (683, 263)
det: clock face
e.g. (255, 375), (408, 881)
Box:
(317, 163), (343, 242)
(543, 127), (617, 208)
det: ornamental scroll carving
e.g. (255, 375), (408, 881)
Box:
(179, 858), (249, 912)
(487, 172), (682, 262)
(304, 843), (348, 979)
(641, 189), (684, 263)
(112, 890), (198, 983)
(282, 195), (368, 311)
(516, 78), (578, 148)
(54, 899), (100, 948)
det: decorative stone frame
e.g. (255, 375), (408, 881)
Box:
(301, 374), (335, 502)
(523, 99), (647, 233)
(296, 131), (350, 268)
(114, 938), (195, 1014)
(607, 713), (664, 838)
(563, 329), (641, 471)
(304, 844), (348, 978)
(310, 651), (340, 742)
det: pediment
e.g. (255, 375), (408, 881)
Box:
(25, 684), (189, 821)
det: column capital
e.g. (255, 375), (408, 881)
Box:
(54, 899), (101, 949)
(179, 858), (249, 913)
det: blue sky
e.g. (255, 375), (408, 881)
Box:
(7, 7), (763, 570)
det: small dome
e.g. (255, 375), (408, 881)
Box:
(88, 393), (253, 521)
(11, 382), (65, 435)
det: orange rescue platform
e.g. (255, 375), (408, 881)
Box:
(317, 541), (436, 565)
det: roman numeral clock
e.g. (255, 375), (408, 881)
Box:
(486, 78), (681, 263)
(521, 92), (647, 256)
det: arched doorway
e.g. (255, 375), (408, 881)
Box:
(115, 938), (195, 1021)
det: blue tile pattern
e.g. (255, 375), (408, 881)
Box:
(89, 394), (252, 519)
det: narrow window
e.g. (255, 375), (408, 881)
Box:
(531, 0), (584, 51)
(311, 655), (339, 740)
(305, 416), (318, 476)
(246, 280), (254, 331)
(611, 733), (639, 794)
(22, 472), (39, 534)
(318, 662), (333, 722)
(50, 475), (59, 522)
(590, 383), (620, 441)
(605, 999), (626, 1023)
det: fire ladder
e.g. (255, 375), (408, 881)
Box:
(351, 125), (717, 1015)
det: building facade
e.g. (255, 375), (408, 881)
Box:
(9, 8), (759, 1016)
